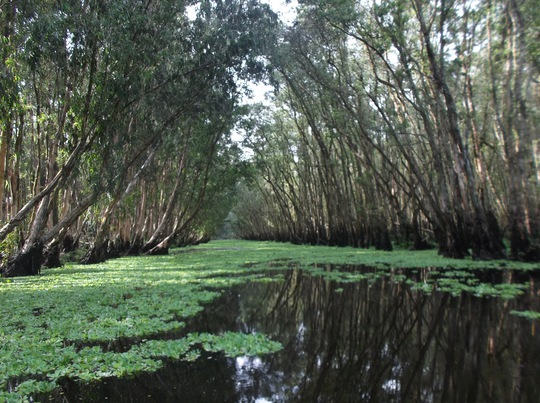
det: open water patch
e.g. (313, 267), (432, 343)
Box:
(52, 267), (540, 402)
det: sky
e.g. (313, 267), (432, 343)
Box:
(262, 0), (298, 26)
(244, 1), (298, 105)
(234, 1), (299, 148)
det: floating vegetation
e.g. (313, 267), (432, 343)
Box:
(0, 245), (288, 401)
(1, 240), (538, 401)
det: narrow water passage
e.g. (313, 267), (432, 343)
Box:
(60, 269), (540, 402)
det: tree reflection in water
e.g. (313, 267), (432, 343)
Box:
(62, 268), (540, 402)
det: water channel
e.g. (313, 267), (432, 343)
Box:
(58, 267), (539, 402)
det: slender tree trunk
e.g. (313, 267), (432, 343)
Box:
(145, 142), (218, 255)
(0, 136), (92, 243)
(0, 120), (11, 221)
(10, 112), (24, 219)
(142, 148), (188, 252)
(0, 0), (18, 222)
(413, 0), (505, 259)
(502, 0), (539, 260)
(82, 127), (169, 260)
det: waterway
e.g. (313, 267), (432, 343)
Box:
(59, 267), (540, 402)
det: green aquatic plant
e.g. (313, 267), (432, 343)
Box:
(1, 239), (537, 401)
(410, 282), (434, 294)
(0, 248), (288, 400)
(195, 332), (283, 357)
(402, 271), (529, 299)
(1, 332), (283, 401)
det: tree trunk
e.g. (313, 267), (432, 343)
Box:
(142, 146), (188, 253)
(42, 244), (61, 269)
(501, 0), (539, 261)
(0, 120), (11, 221)
(414, 0), (505, 260)
(0, 136), (91, 243)
(411, 211), (432, 251)
(82, 144), (158, 263)
(2, 241), (43, 277)
(146, 238), (171, 255)
(2, 195), (50, 276)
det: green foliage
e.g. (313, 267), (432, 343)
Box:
(192, 332), (283, 357)
(1, 239), (538, 400)
(510, 310), (540, 320)
(0, 231), (18, 262)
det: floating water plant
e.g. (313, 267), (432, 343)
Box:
(0, 245), (287, 401)
(1, 240), (538, 401)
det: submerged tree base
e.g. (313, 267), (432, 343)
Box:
(145, 245), (170, 255)
(2, 242), (44, 277)
(510, 230), (540, 262)
(43, 245), (62, 269)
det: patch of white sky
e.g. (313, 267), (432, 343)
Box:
(242, 0), (298, 106)
(264, 0), (298, 27)
(234, 1), (298, 150)
(186, 1), (298, 106)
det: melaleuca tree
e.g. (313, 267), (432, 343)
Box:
(0, 0), (279, 275)
(80, 0), (279, 262)
(234, 0), (538, 261)
(234, 8), (399, 248)
(482, 0), (539, 260)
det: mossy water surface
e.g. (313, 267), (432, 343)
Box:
(1, 240), (538, 401)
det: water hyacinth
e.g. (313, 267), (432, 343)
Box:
(1, 240), (538, 400)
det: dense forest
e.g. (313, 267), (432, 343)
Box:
(234, 0), (540, 261)
(0, 0), (538, 277)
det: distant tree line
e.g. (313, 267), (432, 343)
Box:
(234, 0), (539, 261)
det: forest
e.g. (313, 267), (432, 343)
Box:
(0, 0), (539, 277)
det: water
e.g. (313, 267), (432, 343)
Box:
(58, 268), (540, 402)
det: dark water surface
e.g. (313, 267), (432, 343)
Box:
(59, 268), (540, 402)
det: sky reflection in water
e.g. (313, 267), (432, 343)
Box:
(61, 267), (540, 402)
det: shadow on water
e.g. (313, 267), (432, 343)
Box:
(58, 268), (540, 402)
